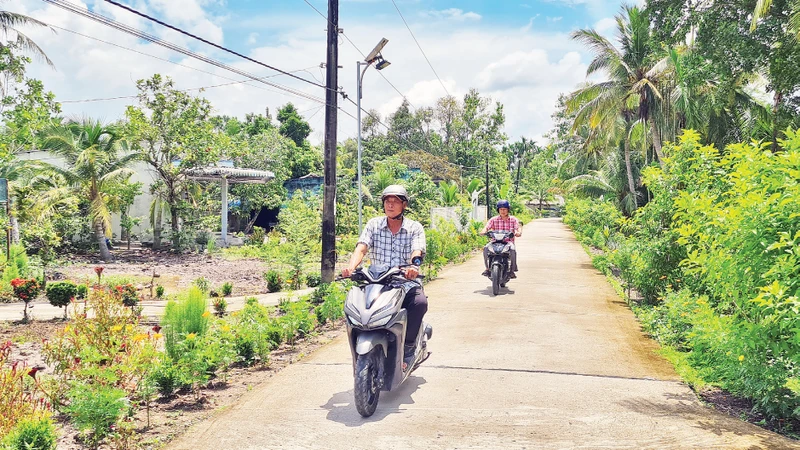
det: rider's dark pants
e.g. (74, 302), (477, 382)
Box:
(402, 287), (428, 346)
(483, 243), (518, 272)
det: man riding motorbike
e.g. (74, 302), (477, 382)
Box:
(342, 184), (427, 370)
(480, 199), (522, 278)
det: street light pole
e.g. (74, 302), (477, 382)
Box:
(356, 38), (390, 235)
(357, 61), (364, 234)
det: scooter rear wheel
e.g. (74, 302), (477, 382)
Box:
(354, 347), (381, 417)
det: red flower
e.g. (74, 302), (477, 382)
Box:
(28, 366), (42, 378)
(152, 325), (162, 333)
(94, 266), (104, 275)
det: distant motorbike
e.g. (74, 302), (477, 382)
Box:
(343, 265), (432, 417)
(485, 230), (515, 296)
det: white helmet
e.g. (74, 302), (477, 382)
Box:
(380, 184), (409, 203)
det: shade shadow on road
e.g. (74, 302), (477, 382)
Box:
(473, 287), (516, 297)
(320, 376), (427, 426)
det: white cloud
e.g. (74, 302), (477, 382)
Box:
(9, 0), (592, 145)
(521, 15), (540, 32)
(421, 8), (482, 21)
(547, 16), (564, 22)
(594, 17), (616, 34)
(247, 32), (258, 45)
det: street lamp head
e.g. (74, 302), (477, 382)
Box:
(366, 38), (389, 63)
(375, 58), (391, 70)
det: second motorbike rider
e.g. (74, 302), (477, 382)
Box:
(480, 199), (522, 278)
(341, 185), (428, 370)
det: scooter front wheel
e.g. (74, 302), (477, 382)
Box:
(491, 264), (501, 296)
(354, 347), (382, 417)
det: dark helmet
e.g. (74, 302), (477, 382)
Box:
(381, 185), (409, 203)
(496, 199), (510, 211)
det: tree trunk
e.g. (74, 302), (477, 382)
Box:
(120, 209), (129, 243)
(244, 210), (261, 234)
(651, 121), (665, 169)
(170, 207), (180, 251)
(9, 215), (19, 244)
(95, 220), (112, 262)
(153, 205), (162, 251)
(772, 91), (783, 153)
(623, 139), (637, 201)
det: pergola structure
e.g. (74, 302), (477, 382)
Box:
(186, 166), (274, 246)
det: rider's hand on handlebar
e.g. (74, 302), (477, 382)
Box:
(341, 267), (355, 278)
(403, 265), (420, 280)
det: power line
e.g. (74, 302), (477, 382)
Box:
(102, 0), (331, 91)
(390, 0), (451, 97)
(44, 0), (329, 107)
(50, 24), (318, 103)
(300, 0), (421, 113)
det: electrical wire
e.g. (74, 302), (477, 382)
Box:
(103, 0), (331, 91)
(390, 0), (451, 97)
(43, 0), (329, 107)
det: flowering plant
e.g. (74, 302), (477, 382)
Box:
(94, 266), (104, 284)
(11, 278), (40, 303)
(114, 284), (140, 307)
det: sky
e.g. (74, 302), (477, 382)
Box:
(7, 0), (633, 146)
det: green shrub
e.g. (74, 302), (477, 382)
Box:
(306, 272), (321, 288)
(75, 283), (88, 300)
(65, 383), (129, 449)
(45, 281), (77, 313)
(221, 282), (233, 297)
(155, 285), (165, 298)
(148, 358), (184, 396)
(193, 277), (211, 294)
(249, 226), (266, 245)
(315, 284), (345, 324)
(161, 286), (209, 361)
(213, 297), (227, 316)
(264, 270), (283, 292)
(1, 417), (57, 450)
(230, 301), (274, 365)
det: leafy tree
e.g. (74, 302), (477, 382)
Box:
(277, 103), (310, 146)
(124, 74), (224, 250)
(40, 119), (138, 262)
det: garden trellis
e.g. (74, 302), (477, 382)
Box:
(186, 166), (274, 246)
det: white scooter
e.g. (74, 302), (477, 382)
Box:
(343, 265), (432, 417)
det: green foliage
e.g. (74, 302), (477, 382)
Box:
(193, 277), (210, 294)
(161, 286), (209, 362)
(314, 283), (345, 324)
(155, 285), (165, 299)
(1, 417), (57, 450)
(229, 301), (274, 366)
(65, 383), (129, 449)
(249, 226), (266, 245)
(264, 270), (283, 293)
(45, 280), (76, 311)
(0, 342), (51, 439)
(221, 282), (233, 297)
(563, 198), (623, 250)
(305, 272), (321, 288)
(213, 297), (227, 316)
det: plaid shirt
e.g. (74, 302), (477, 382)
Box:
(358, 216), (426, 268)
(486, 215), (520, 242)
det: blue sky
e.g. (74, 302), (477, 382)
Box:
(9, 0), (626, 144)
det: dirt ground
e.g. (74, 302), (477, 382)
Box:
(52, 249), (269, 297)
(1, 318), (346, 450)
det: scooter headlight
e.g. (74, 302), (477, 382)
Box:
(347, 313), (363, 327)
(368, 315), (392, 327)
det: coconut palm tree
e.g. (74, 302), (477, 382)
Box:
(40, 119), (139, 262)
(0, 9), (54, 66)
(567, 5), (670, 209)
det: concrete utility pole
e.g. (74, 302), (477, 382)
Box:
(321, 0), (339, 283)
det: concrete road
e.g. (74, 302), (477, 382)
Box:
(169, 218), (799, 450)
